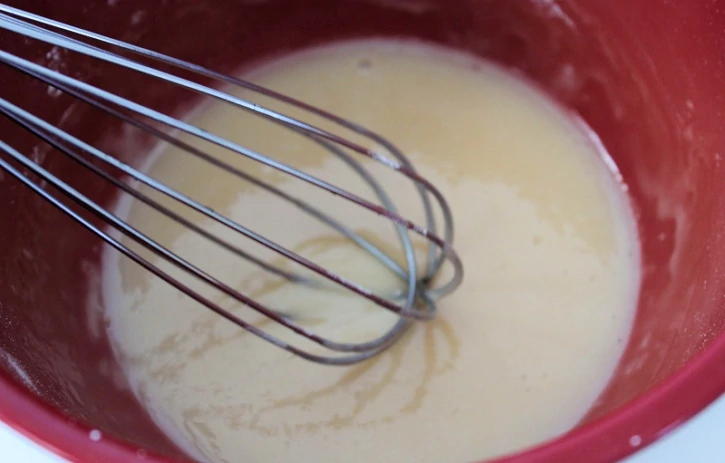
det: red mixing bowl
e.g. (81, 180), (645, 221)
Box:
(2, 0), (725, 462)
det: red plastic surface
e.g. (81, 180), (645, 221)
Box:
(2, 1), (725, 462)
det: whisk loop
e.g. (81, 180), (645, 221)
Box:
(0, 4), (463, 365)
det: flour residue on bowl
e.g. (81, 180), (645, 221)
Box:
(100, 39), (640, 463)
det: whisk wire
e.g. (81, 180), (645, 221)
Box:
(0, 4), (464, 365)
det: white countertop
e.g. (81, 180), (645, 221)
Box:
(3, 394), (725, 463)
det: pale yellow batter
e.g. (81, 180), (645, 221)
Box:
(101, 40), (640, 463)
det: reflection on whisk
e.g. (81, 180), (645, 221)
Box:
(0, 4), (463, 365)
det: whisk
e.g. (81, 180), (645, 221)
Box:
(0, 4), (463, 365)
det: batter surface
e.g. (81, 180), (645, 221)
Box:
(101, 40), (640, 463)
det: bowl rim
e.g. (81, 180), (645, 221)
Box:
(0, 330), (725, 463)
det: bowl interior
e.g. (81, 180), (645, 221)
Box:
(2, 0), (725, 462)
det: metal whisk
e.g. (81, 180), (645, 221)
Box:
(0, 4), (463, 365)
